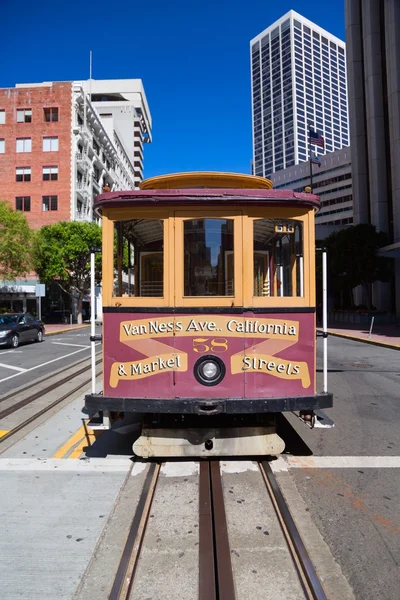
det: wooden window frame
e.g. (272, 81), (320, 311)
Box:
(101, 206), (315, 309)
(102, 208), (173, 308)
(174, 210), (243, 308)
(243, 207), (314, 308)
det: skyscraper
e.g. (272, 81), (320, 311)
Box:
(345, 0), (400, 314)
(251, 10), (349, 177)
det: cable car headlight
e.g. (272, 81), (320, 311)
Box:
(202, 361), (218, 379)
(194, 355), (226, 386)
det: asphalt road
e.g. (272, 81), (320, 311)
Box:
(287, 335), (400, 600)
(0, 326), (102, 395)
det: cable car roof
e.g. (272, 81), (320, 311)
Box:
(94, 188), (320, 214)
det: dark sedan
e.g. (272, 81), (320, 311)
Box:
(0, 313), (45, 348)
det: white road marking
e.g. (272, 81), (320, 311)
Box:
(220, 460), (258, 473)
(271, 455), (400, 472)
(131, 463), (147, 476)
(161, 462), (199, 477)
(0, 456), (398, 474)
(0, 458), (130, 472)
(0, 350), (23, 354)
(51, 342), (90, 348)
(0, 343), (100, 384)
(0, 362), (27, 372)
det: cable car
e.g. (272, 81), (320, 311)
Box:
(85, 172), (332, 457)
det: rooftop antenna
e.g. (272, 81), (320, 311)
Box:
(89, 50), (93, 103)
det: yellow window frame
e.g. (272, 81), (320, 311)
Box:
(242, 207), (315, 308)
(101, 206), (315, 309)
(102, 208), (173, 307)
(174, 210), (243, 307)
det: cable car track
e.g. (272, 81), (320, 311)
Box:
(0, 358), (102, 447)
(108, 460), (327, 600)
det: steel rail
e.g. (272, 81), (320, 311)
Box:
(0, 358), (102, 421)
(199, 461), (217, 600)
(0, 350), (102, 405)
(260, 461), (328, 600)
(0, 360), (102, 446)
(109, 462), (160, 600)
(199, 461), (236, 600)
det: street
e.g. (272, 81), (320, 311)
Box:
(285, 335), (400, 600)
(0, 326), (102, 395)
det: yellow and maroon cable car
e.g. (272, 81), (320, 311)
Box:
(85, 172), (332, 457)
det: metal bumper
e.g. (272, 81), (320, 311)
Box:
(85, 392), (333, 416)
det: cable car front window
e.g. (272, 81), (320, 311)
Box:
(253, 219), (303, 297)
(113, 219), (163, 297)
(184, 219), (234, 296)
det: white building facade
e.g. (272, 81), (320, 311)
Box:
(251, 10), (349, 177)
(72, 79), (152, 221)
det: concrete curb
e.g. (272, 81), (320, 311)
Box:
(319, 329), (400, 351)
(44, 324), (91, 336)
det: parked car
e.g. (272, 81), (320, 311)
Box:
(0, 313), (45, 348)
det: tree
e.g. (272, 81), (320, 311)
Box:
(324, 224), (392, 310)
(33, 221), (102, 324)
(0, 200), (33, 280)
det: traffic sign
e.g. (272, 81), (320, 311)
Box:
(35, 284), (45, 297)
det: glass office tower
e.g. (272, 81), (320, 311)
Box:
(251, 10), (348, 177)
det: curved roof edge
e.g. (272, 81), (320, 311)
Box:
(139, 171), (273, 190)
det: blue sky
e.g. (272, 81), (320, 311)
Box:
(1, 0), (345, 178)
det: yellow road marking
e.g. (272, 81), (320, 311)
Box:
(0, 430), (9, 439)
(68, 428), (96, 459)
(52, 425), (87, 459)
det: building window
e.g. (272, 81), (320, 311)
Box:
(0, 110), (5, 124)
(42, 195), (58, 211)
(44, 107), (59, 122)
(0, 139), (4, 153)
(43, 166), (58, 181)
(43, 137), (59, 151)
(15, 196), (31, 211)
(16, 167), (31, 182)
(16, 138), (32, 152)
(17, 109), (32, 123)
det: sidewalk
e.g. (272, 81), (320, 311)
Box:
(319, 323), (400, 350)
(44, 323), (91, 336)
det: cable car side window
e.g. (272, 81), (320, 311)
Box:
(113, 219), (164, 297)
(184, 219), (234, 297)
(253, 219), (303, 297)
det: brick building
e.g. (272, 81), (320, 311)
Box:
(0, 79), (152, 316)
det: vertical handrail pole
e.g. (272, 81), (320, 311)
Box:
(90, 251), (96, 394)
(322, 249), (328, 393)
(299, 255), (304, 297)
